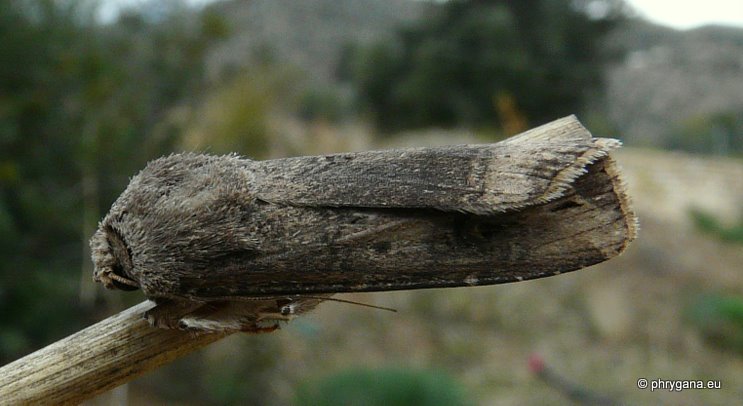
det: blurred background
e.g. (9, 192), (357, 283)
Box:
(1, 0), (742, 404)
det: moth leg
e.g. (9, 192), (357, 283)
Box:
(240, 322), (280, 334)
(176, 300), (284, 334)
(143, 298), (205, 329)
(177, 297), (330, 334)
(255, 296), (329, 323)
(145, 297), (330, 334)
(254, 298), (294, 323)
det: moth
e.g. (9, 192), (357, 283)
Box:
(90, 116), (637, 333)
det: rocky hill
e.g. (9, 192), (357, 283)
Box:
(203, 1), (743, 150)
(605, 20), (743, 146)
(205, 0), (426, 83)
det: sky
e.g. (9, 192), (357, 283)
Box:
(98, 0), (214, 22)
(624, 0), (743, 29)
(99, 0), (743, 30)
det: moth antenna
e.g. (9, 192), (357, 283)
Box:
(295, 295), (398, 313)
(108, 273), (140, 288)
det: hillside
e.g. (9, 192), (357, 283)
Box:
(605, 20), (743, 147)
(203, 1), (743, 150)
(205, 0), (427, 83)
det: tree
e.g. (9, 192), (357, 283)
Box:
(0, 0), (226, 363)
(343, 0), (625, 134)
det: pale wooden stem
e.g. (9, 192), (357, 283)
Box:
(0, 301), (229, 405)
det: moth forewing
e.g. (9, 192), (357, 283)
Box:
(91, 115), (636, 333)
(252, 115), (619, 214)
(185, 154), (632, 297)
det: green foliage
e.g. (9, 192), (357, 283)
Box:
(687, 211), (743, 353)
(0, 0), (226, 363)
(138, 335), (283, 405)
(690, 209), (743, 244)
(665, 112), (743, 156)
(203, 337), (283, 405)
(296, 367), (471, 406)
(342, 0), (624, 134)
(299, 86), (348, 123)
(687, 294), (743, 354)
(179, 64), (299, 159)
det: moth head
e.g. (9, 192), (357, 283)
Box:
(90, 225), (140, 291)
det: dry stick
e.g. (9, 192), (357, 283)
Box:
(0, 301), (229, 405)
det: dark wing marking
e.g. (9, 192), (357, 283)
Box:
(110, 116), (636, 301)
(251, 115), (620, 214)
(169, 155), (637, 300)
